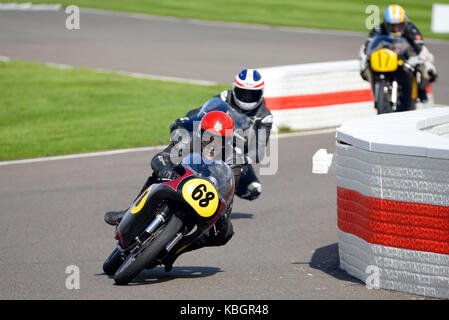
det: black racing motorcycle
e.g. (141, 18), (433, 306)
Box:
(103, 153), (235, 285)
(366, 35), (421, 114)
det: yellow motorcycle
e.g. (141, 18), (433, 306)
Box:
(367, 35), (420, 114)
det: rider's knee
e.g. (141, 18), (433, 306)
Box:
(238, 182), (262, 201)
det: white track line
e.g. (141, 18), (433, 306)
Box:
(38, 60), (219, 86)
(1, 56), (218, 86)
(0, 3), (62, 11)
(0, 145), (166, 166)
(0, 129), (336, 167)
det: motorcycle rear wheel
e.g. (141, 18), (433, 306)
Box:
(113, 215), (183, 285)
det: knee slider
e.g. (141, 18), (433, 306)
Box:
(240, 182), (262, 201)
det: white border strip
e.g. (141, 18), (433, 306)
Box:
(0, 3), (62, 11)
(0, 57), (219, 86)
(45, 62), (219, 86)
(0, 129), (335, 167)
(0, 145), (166, 166)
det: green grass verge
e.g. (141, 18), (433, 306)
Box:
(0, 60), (227, 161)
(17, 0), (449, 40)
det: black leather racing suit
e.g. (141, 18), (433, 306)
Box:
(363, 21), (424, 56)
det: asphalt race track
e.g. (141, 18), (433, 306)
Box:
(1, 9), (447, 300)
(1, 9), (448, 103)
(0, 133), (422, 300)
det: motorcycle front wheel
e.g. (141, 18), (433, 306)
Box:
(376, 80), (393, 114)
(113, 215), (183, 285)
(103, 248), (124, 276)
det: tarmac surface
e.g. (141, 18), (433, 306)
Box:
(1, 9), (447, 300)
(0, 9), (448, 103)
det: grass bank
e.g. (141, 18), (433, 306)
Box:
(0, 60), (227, 161)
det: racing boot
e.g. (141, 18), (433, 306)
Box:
(163, 240), (204, 272)
(163, 217), (234, 272)
(418, 88), (428, 103)
(104, 175), (157, 226)
(104, 210), (126, 226)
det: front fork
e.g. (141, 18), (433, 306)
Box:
(391, 80), (398, 111)
(374, 75), (398, 112)
(117, 203), (172, 255)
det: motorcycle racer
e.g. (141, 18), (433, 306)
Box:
(359, 4), (438, 103)
(106, 111), (237, 272)
(170, 68), (273, 202)
(105, 69), (272, 227)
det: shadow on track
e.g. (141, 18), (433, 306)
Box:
(229, 212), (253, 220)
(99, 266), (222, 286)
(293, 243), (363, 284)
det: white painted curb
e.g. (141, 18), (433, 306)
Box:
(259, 60), (434, 132)
(333, 107), (449, 299)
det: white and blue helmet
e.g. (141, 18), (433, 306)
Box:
(232, 69), (264, 111)
(384, 4), (407, 37)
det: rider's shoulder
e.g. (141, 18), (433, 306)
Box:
(405, 21), (422, 36)
(369, 23), (383, 36)
(258, 99), (273, 117)
(219, 90), (231, 102)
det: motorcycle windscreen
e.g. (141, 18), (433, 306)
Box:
(198, 97), (252, 133)
(366, 35), (408, 57)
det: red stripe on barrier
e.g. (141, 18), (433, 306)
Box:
(265, 89), (374, 110)
(337, 187), (449, 255)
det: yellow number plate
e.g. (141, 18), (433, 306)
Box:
(182, 179), (219, 218)
(130, 186), (152, 214)
(370, 49), (398, 72)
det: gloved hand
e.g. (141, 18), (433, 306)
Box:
(359, 53), (369, 81)
(156, 168), (179, 180)
(169, 117), (189, 133)
(428, 69), (438, 82)
(406, 56), (423, 68)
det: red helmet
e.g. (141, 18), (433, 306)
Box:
(200, 111), (234, 137)
(199, 111), (234, 160)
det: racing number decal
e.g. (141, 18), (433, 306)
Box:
(370, 49), (398, 72)
(192, 184), (215, 207)
(182, 179), (219, 218)
(130, 186), (152, 214)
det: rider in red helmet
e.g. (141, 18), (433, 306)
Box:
(105, 111), (236, 271)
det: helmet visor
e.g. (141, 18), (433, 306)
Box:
(234, 87), (263, 103)
(388, 22), (404, 34)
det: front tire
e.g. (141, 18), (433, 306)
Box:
(376, 80), (392, 114)
(113, 215), (183, 285)
(103, 248), (123, 276)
